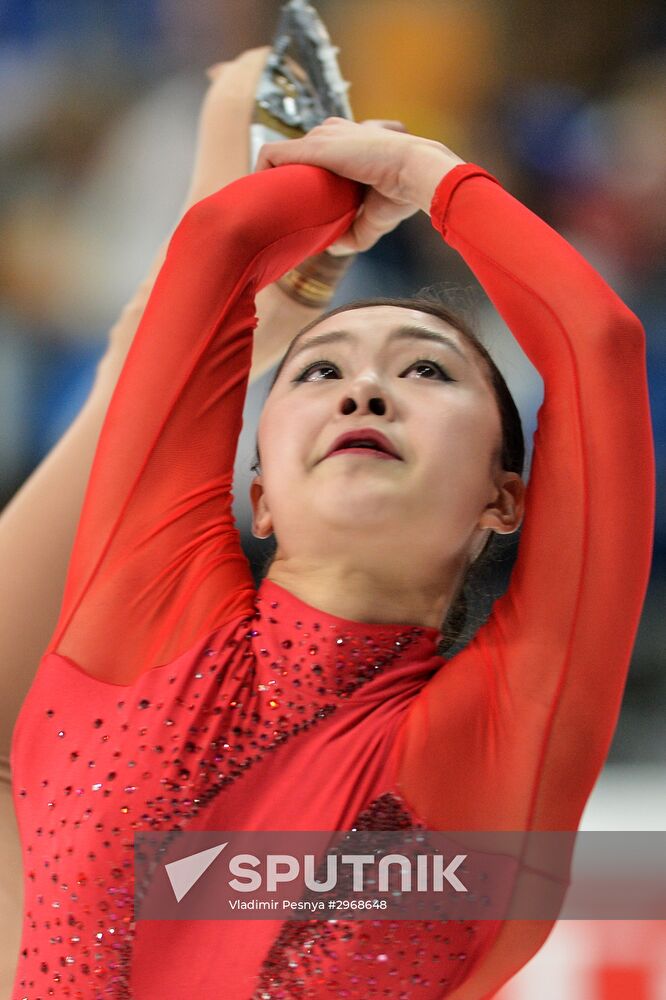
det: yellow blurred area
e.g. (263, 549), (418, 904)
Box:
(326, 0), (505, 145)
(0, 2), (664, 997)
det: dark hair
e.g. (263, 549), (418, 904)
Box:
(249, 295), (525, 654)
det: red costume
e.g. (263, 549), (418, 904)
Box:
(11, 163), (654, 998)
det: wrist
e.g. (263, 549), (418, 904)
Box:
(401, 142), (466, 215)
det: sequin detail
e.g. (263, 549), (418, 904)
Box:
(254, 792), (482, 999)
(12, 589), (442, 998)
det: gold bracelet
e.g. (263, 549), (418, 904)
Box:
(277, 249), (357, 308)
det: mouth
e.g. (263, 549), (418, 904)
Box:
(324, 428), (403, 462)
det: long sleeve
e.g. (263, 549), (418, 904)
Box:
(395, 165), (655, 834)
(45, 165), (362, 684)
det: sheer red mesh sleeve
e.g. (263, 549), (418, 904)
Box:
(395, 165), (655, 834)
(45, 166), (362, 684)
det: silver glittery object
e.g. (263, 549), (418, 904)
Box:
(250, 0), (354, 171)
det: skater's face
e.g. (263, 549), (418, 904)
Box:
(250, 305), (521, 574)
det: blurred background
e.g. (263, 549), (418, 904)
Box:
(0, 0), (663, 996)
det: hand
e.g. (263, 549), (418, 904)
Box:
(256, 117), (465, 253)
(182, 46), (271, 210)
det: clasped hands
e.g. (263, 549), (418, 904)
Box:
(256, 117), (465, 254)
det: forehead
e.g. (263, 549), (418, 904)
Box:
(307, 304), (466, 344)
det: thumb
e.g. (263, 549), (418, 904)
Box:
(333, 188), (417, 254)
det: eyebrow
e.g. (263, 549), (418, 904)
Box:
(286, 324), (470, 366)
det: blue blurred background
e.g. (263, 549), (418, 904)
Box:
(0, 0), (663, 765)
(1, 3), (665, 996)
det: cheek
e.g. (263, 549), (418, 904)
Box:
(257, 398), (310, 490)
(419, 401), (499, 491)
(432, 391), (496, 449)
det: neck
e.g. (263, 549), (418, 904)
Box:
(265, 554), (464, 632)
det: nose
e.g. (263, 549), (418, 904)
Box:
(338, 374), (393, 418)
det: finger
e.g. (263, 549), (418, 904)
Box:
(256, 142), (284, 171)
(256, 139), (300, 171)
(344, 212), (382, 253)
(348, 190), (417, 251)
(256, 142), (281, 171)
(205, 46), (271, 81)
(359, 119), (408, 133)
(237, 45), (271, 60)
(228, 45), (271, 69)
(205, 61), (228, 82)
(327, 240), (359, 257)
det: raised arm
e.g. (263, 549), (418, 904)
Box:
(0, 54), (356, 998)
(47, 165), (361, 684)
(254, 131), (653, 834)
(0, 49), (341, 754)
(381, 156), (654, 999)
(396, 162), (654, 833)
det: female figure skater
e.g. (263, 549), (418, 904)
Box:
(8, 69), (654, 1000)
(0, 46), (357, 990)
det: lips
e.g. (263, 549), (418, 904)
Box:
(324, 428), (402, 461)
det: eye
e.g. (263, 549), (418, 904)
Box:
(402, 359), (454, 381)
(292, 359), (340, 382)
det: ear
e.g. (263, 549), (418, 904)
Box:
(478, 472), (526, 536)
(249, 474), (274, 540)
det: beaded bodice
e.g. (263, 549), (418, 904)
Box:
(11, 579), (501, 998)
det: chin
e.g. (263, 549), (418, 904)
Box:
(313, 490), (403, 528)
